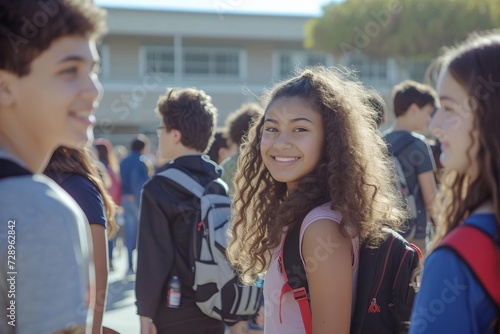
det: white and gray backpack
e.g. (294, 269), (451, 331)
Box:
(158, 168), (263, 325)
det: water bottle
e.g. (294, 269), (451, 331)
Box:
(166, 276), (181, 308)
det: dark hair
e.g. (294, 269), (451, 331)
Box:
(227, 66), (405, 283)
(225, 103), (263, 146)
(94, 138), (120, 177)
(207, 129), (229, 163)
(392, 80), (438, 117)
(44, 146), (118, 238)
(431, 31), (500, 249)
(364, 92), (386, 127)
(0, 0), (107, 77)
(156, 88), (218, 153)
(130, 134), (148, 153)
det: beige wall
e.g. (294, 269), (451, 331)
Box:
(95, 7), (409, 146)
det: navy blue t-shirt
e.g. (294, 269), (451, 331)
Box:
(57, 174), (107, 228)
(385, 131), (435, 238)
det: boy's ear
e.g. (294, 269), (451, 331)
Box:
(0, 70), (15, 107)
(172, 129), (182, 144)
(407, 103), (419, 115)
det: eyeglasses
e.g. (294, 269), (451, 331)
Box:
(156, 126), (166, 135)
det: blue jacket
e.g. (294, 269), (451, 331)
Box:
(120, 152), (150, 205)
(410, 214), (499, 334)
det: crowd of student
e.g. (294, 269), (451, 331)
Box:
(0, 1), (499, 334)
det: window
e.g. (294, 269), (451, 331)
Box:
(96, 44), (109, 78)
(276, 51), (330, 79)
(142, 46), (242, 78)
(183, 47), (240, 77)
(184, 52), (210, 75)
(348, 52), (387, 81)
(144, 46), (174, 75)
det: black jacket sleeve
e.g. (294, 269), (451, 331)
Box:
(135, 179), (174, 317)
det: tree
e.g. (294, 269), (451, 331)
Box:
(305, 0), (500, 59)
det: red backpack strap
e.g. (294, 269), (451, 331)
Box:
(439, 225), (500, 306)
(278, 229), (312, 334)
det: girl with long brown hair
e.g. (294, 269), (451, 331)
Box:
(45, 146), (118, 334)
(409, 31), (500, 334)
(227, 66), (404, 333)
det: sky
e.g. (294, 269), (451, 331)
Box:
(94, 0), (336, 17)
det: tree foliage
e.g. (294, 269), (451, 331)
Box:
(305, 0), (500, 59)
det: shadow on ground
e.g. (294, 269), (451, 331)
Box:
(106, 274), (136, 312)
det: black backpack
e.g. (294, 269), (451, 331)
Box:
(281, 223), (422, 334)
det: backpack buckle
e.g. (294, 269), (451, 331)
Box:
(293, 287), (308, 301)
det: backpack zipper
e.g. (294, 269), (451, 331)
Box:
(368, 236), (396, 313)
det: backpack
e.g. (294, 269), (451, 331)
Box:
(280, 221), (422, 334)
(385, 134), (418, 221)
(158, 168), (263, 325)
(438, 225), (500, 334)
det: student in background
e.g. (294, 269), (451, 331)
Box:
(410, 31), (500, 334)
(136, 88), (225, 334)
(95, 138), (122, 271)
(207, 129), (237, 165)
(45, 146), (118, 334)
(384, 80), (439, 253)
(220, 103), (263, 197)
(120, 134), (153, 274)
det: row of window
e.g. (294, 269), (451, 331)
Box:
(98, 46), (430, 82)
(144, 46), (241, 77)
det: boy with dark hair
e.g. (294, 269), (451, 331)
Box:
(384, 80), (438, 253)
(207, 129), (237, 164)
(120, 133), (152, 273)
(221, 103), (263, 196)
(0, 0), (106, 332)
(136, 88), (225, 333)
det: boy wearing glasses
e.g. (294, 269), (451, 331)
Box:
(136, 88), (225, 334)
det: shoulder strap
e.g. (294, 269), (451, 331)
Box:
(156, 168), (204, 279)
(0, 158), (32, 179)
(385, 132), (415, 156)
(439, 225), (500, 306)
(385, 133), (420, 196)
(158, 168), (204, 198)
(280, 223), (312, 334)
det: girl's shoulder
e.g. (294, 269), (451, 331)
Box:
(303, 202), (342, 227)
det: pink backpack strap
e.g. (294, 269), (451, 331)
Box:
(439, 225), (500, 306)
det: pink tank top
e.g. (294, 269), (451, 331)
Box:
(263, 202), (359, 334)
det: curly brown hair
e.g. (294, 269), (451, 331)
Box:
(429, 31), (500, 250)
(227, 66), (405, 284)
(0, 0), (107, 77)
(156, 88), (218, 153)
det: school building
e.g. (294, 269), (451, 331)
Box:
(95, 6), (430, 146)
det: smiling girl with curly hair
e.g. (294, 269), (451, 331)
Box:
(227, 66), (405, 333)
